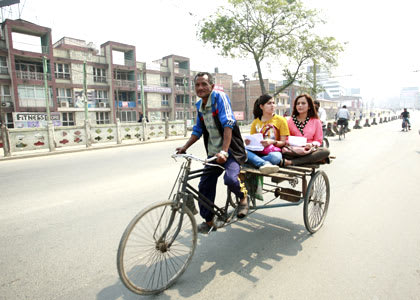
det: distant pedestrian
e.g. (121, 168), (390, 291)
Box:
(138, 112), (149, 123)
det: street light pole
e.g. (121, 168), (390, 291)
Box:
(83, 60), (91, 148)
(140, 67), (146, 141)
(183, 74), (187, 137)
(43, 56), (54, 152)
(240, 75), (249, 124)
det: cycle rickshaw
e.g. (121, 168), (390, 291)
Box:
(117, 153), (331, 295)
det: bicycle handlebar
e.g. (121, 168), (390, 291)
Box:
(171, 153), (224, 169)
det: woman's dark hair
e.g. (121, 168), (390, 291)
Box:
(253, 94), (273, 120)
(292, 94), (318, 119)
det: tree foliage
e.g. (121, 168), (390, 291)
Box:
(197, 0), (343, 95)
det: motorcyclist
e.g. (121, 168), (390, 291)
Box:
(400, 108), (411, 130)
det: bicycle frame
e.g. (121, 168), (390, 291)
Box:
(173, 158), (231, 220)
(156, 156), (231, 247)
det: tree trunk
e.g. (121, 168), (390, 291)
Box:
(254, 57), (266, 95)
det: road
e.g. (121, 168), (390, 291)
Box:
(1, 114), (419, 300)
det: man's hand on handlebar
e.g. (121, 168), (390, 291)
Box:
(215, 152), (227, 164)
(176, 146), (187, 154)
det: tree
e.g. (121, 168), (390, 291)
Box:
(197, 0), (343, 95)
(274, 35), (344, 97)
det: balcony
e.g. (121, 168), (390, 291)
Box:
(94, 77), (107, 83)
(174, 67), (189, 75)
(114, 80), (136, 89)
(117, 101), (136, 108)
(175, 102), (189, 108)
(16, 70), (51, 80)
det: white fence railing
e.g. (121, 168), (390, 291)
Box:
(1, 119), (186, 157)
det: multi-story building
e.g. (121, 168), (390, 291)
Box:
(213, 70), (233, 100)
(0, 19), (196, 129)
(400, 87), (420, 109)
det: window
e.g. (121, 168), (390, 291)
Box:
(114, 70), (129, 80)
(116, 91), (134, 102)
(176, 111), (188, 120)
(54, 63), (70, 79)
(161, 76), (169, 87)
(56, 88), (72, 106)
(162, 111), (170, 120)
(96, 112), (110, 124)
(18, 85), (53, 107)
(94, 90), (108, 106)
(0, 56), (8, 74)
(5, 113), (13, 128)
(176, 94), (189, 104)
(161, 94), (169, 106)
(137, 72), (146, 85)
(0, 85), (12, 106)
(93, 68), (106, 83)
(118, 111), (136, 122)
(62, 112), (75, 126)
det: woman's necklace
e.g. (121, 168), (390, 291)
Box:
(293, 115), (310, 135)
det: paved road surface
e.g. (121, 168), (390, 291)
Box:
(1, 113), (419, 300)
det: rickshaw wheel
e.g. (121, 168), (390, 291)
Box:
(303, 171), (330, 233)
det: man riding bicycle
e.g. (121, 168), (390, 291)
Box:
(336, 105), (350, 132)
(176, 72), (248, 234)
(400, 108), (411, 130)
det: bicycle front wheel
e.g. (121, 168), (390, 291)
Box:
(117, 201), (197, 295)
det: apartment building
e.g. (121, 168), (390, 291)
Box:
(231, 79), (290, 122)
(0, 19), (196, 129)
(149, 55), (193, 122)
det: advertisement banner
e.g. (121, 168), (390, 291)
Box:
(234, 111), (244, 121)
(214, 85), (224, 92)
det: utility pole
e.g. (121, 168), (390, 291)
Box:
(43, 56), (55, 152)
(240, 75), (249, 123)
(43, 56), (51, 122)
(0, 94), (10, 157)
(183, 74), (187, 137)
(140, 67), (146, 141)
(83, 61), (88, 121)
(83, 60), (91, 147)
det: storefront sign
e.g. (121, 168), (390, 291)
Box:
(141, 85), (172, 94)
(13, 112), (61, 128)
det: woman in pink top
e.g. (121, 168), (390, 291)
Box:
(283, 94), (330, 166)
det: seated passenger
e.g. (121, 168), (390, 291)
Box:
(283, 94), (330, 166)
(245, 94), (289, 174)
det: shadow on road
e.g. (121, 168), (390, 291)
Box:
(96, 211), (311, 299)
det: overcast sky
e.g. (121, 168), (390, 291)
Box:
(4, 0), (420, 100)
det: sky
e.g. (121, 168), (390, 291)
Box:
(4, 0), (420, 101)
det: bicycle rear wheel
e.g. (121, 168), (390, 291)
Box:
(117, 201), (197, 295)
(303, 171), (330, 233)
